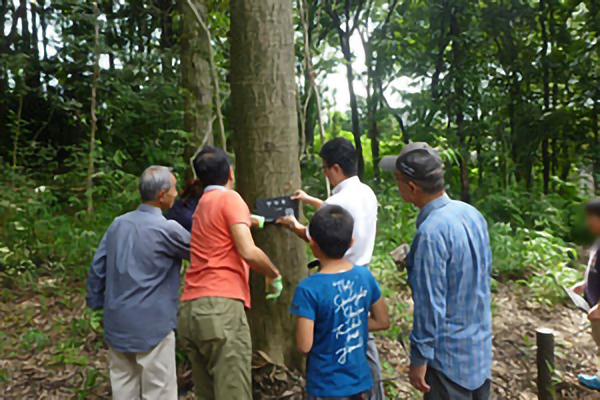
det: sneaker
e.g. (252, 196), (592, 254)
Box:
(578, 374), (600, 391)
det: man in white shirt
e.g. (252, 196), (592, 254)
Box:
(278, 137), (384, 399)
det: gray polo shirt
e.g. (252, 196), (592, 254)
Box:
(86, 204), (191, 353)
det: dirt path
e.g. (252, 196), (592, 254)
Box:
(378, 285), (600, 399)
(2, 281), (600, 399)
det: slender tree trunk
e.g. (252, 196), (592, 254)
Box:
(539, 0), (550, 194)
(181, 0), (213, 169)
(103, 0), (115, 71)
(12, 95), (23, 168)
(362, 31), (379, 178)
(0, 0), (6, 142)
(20, 0), (30, 52)
(87, 1), (100, 213)
(231, 0), (307, 369)
(450, 11), (470, 203)
(594, 103), (599, 192)
(339, 34), (364, 178)
(28, 2), (41, 90)
(39, 0), (47, 61)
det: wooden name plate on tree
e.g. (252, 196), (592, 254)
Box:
(255, 196), (299, 224)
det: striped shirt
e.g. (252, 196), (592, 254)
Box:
(407, 194), (492, 391)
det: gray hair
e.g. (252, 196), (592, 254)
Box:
(139, 166), (173, 202)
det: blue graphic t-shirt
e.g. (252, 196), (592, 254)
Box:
(289, 266), (382, 397)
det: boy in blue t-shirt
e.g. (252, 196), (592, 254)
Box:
(289, 205), (390, 400)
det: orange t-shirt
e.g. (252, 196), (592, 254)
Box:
(181, 187), (253, 308)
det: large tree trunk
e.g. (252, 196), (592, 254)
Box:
(181, 0), (213, 166)
(230, 0), (308, 369)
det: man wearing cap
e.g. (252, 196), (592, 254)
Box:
(277, 137), (385, 399)
(380, 143), (492, 400)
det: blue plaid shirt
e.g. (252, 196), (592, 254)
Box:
(407, 194), (492, 390)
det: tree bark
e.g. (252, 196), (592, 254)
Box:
(450, 10), (470, 203)
(39, 0), (48, 61)
(20, 0), (30, 53)
(339, 33), (364, 178)
(230, 0), (307, 369)
(87, 1), (100, 213)
(326, 0), (365, 178)
(594, 103), (599, 192)
(0, 0), (7, 142)
(539, 0), (550, 194)
(181, 0), (213, 167)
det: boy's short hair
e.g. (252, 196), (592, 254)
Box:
(193, 146), (231, 187)
(319, 137), (357, 177)
(309, 205), (354, 259)
(586, 197), (600, 217)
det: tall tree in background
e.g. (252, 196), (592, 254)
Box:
(181, 0), (213, 164)
(539, 0), (551, 194)
(230, 0), (307, 368)
(325, 0), (366, 178)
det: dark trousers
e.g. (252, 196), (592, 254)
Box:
(424, 368), (491, 400)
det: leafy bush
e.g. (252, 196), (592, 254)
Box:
(0, 151), (139, 287)
(476, 189), (583, 242)
(489, 222), (581, 303)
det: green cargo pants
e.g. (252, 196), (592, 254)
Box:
(177, 297), (252, 400)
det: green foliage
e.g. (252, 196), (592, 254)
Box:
(489, 222), (581, 302)
(0, 147), (139, 286)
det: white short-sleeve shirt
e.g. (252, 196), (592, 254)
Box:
(323, 176), (378, 266)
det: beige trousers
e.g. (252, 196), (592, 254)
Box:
(108, 331), (177, 400)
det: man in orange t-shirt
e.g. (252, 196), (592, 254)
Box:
(177, 146), (281, 400)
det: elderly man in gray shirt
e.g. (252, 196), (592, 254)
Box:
(86, 166), (190, 400)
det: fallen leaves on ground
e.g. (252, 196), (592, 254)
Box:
(3, 280), (600, 399)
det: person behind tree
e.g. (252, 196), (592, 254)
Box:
(380, 142), (492, 400)
(86, 166), (191, 400)
(572, 197), (600, 390)
(165, 179), (203, 232)
(278, 137), (385, 398)
(289, 204), (390, 400)
(177, 146), (282, 400)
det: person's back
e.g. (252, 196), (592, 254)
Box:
(380, 142), (492, 398)
(294, 266), (381, 397)
(412, 197), (492, 386)
(102, 207), (191, 349)
(290, 205), (389, 400)
(177, 146), (282, 400)
(325, 177), (377, 266)
(182, 187), (252, 306)
(86, 165), (190, 400)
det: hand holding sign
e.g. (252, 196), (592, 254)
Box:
(255, 196), (299, 224)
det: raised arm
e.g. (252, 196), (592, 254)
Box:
(292, 189), (323, 209)
(231, 223), (280, 279)
(86, 230), (109, 310)
(276, 215), (309, 242)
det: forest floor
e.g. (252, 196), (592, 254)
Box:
(2, 280), (600, 399)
